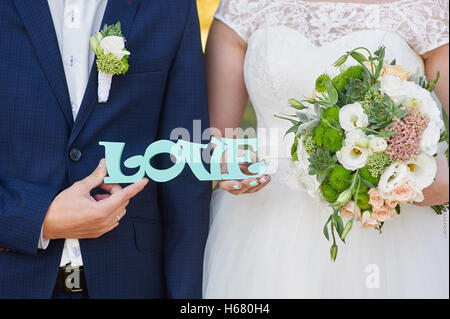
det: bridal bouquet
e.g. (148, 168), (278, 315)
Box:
(278, 47), (449, 260)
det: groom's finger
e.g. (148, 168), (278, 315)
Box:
(78, 159), (107, 192)
(100, 182), (122, 194)
(102, 178), (149, 211)
(94, 194), (110, 201)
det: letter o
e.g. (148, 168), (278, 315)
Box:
(142, 140), (186, 182)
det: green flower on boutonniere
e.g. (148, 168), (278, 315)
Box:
(90, 22), (130, 103)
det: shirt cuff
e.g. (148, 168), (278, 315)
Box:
(38, 226), (50, 250)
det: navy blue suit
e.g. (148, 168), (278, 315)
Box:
(0, 0), (211, 298)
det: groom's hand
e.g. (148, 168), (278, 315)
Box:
(42, 159), (149, 240)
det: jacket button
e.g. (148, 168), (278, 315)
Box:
(69, 148), (82, 162)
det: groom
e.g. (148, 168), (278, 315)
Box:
(0, 0), (211, 298)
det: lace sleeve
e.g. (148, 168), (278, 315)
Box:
(214, 0), (260, 42)
(403, 0), (449, 55)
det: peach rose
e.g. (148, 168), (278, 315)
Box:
(382, 64), (411, 81)
(390, 180), (416, 202)
(368, 188), (384, 210)
(385, 199), (399, 208)
(361, 211), (380, 229)
(340, 200), (361, 220)
(372, 205), (395, 222)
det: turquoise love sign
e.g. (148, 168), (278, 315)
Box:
(99, 137), (267, 183)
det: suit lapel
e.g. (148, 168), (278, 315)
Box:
(13, 0), (74, 128)
(69, 0), (141, 146)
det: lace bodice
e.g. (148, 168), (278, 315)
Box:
(215, 0), (449, 55)
(214, 0), (449, 186)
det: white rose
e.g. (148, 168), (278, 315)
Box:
(378, 162), (410, 196)
(339, 102), (369, 132)
(379, 75), (408, 105)
(369, 136), (388, 153)
(100, 36), (130, 60)
(403, 82), (442, 120)
(405, 153), (437, 190)
(420, 119), (443, 156)
(344, 129), (365, 145)
(336, 144), (370, 171)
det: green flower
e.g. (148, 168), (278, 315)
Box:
(321, 182), (339, 203)
(332, 65), (365, 91)
(302, 133), (317, 155)
(366, 153), (392, 178)
(96, 53), (125, 75)
(329, 165), (352, 192)
(322, 128), (344, 152)
(321, 107), (340, 126)
(344, 65), (365, 80)
(360, 166), (380, 186)
(315, 74), (331, 93)
(332, 74), (349, 91)
(355, 181), (369, 194)
(314, 125), (326, 147)
(355, 192), (371, 210)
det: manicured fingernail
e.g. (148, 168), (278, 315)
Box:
(99, 159), (105, 168)
(233, 185), (241, 190)
(260, 177), (267, 183)
(249, 181), (259, 187)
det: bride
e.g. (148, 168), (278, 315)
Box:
(203, 0), (449, 298)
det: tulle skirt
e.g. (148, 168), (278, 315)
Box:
(203, 178), (449, 299)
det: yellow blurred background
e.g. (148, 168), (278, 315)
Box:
(197, 0), (220, 49)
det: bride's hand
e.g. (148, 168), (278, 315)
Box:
(219, 162), (271, 195)
(415, 156), (449, 206)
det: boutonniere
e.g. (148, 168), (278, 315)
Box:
(90, 22), (130, 103)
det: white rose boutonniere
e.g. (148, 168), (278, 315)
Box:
(90, 22), (130, 103)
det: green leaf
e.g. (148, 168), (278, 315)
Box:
(333, 215), (344, 238)
(274, 114), (299, 126)
(431, 205), (449, 215)
(285, 124), (299, 137)
(291, 137), (299, 161)
(427, 71), (440, 92)
(101, 21), (123, 37)
(323, 216), (331, 241)
(325, 80), (338, 105)
(374, 47), (385, 79)
(390, 59), (396, 65)
(395, 205), (401, 215)
(361, 178), (377, 189)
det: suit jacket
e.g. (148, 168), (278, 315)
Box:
(0, 0), (211, 299)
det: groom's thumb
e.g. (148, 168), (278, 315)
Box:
(78, 159), (107, 191)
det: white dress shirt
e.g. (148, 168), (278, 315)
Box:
(39, 0), (108, 267)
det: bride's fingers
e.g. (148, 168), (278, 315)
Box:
(219, 180), (243, 192)
(219, 174), (271, 195)
(245, 176), (271, 194)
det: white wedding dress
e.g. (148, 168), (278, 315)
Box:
(203, 0), (450, 299)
